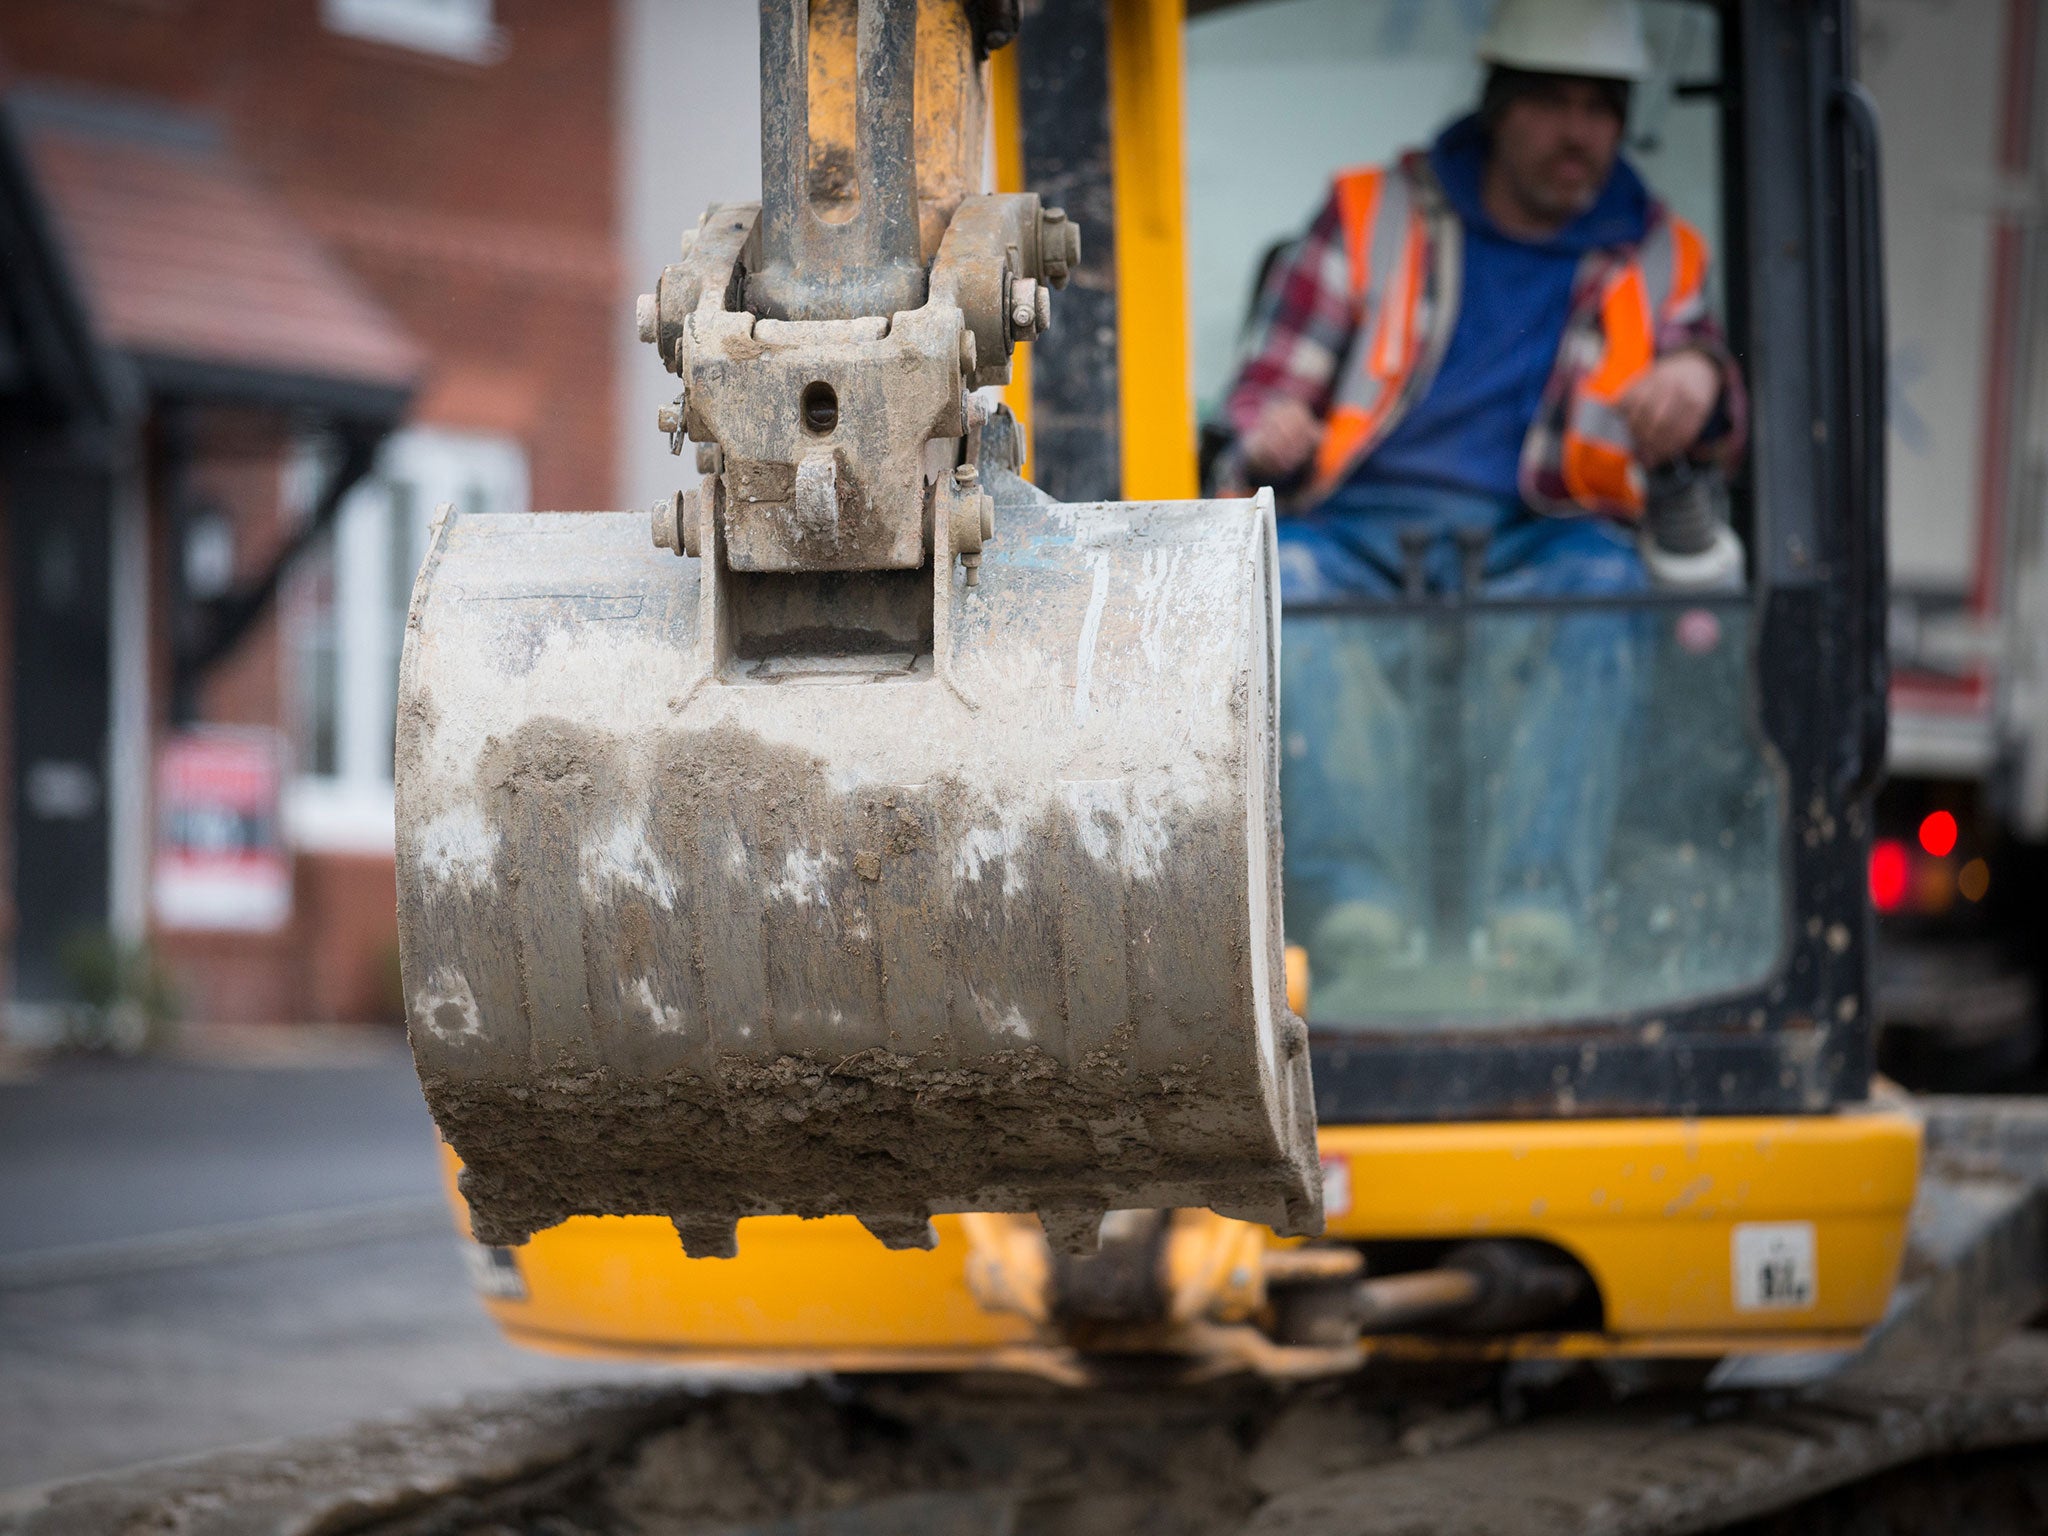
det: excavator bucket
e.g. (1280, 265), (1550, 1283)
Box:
(395, 460), (1318, 1259)
(393, 0), (1321, 1259)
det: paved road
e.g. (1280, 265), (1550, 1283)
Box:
(0, 1040), (664, 1492)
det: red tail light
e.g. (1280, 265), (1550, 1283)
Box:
(1917, 810), (1958, 858)
(1869, 840), (1911, 912)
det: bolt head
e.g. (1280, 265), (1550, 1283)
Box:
(656, 402), (683, 435)
(1042, 214), (1081, 287)
(1008, 276), (1042, 338)
(635, 292), (658, 344)
(680, 488), (703, 558)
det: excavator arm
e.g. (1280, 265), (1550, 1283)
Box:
(393, 0), (1322, 1262)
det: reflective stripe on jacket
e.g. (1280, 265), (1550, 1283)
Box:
(1309, 153), (1717, 519)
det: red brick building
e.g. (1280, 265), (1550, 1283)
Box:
(0, 0), (619, 1029)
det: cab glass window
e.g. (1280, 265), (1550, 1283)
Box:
(1185, 1), (1788, 1032)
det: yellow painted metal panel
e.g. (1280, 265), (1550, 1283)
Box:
(441, 1149), (1036, 1355)
(1109, 0), (1197, 498)
(1314, 1113), (1922, 1335)
(444, 1110), (1919, 1363)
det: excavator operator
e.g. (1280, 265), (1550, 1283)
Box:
(1223, 0), (1747, 987)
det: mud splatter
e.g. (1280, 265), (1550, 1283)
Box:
(396, 492), (1318, 1256)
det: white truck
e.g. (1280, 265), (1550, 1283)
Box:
(1862, 0), (2048, 1080)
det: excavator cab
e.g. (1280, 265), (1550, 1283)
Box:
(1172, 0), (1886, 1116)
(401, 0), (1921, 1371)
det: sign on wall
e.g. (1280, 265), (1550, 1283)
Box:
(153, 729), (291, 932)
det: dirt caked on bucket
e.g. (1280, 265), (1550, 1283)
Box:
(395, 470), (1321, 1259)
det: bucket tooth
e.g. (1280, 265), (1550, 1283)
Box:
(455, 1167), (543, 1249)
(1040, 1210), (1108, 1258)
(671, 1216), (742, 1262)
(858, 1214), (941, 1251)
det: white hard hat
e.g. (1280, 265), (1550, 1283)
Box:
(1478, 0), (1652, 82)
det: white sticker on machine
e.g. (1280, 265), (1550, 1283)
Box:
(1319, 1154), (1352, 1220)
(464, 1243), (528, 1301)
(1732, 1221), (1817, 1310)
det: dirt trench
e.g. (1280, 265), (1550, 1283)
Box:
(401, 1372), (1481, 1536)
(17, 1338), (2048, 1536)
(370, 1339), (2048, 1536)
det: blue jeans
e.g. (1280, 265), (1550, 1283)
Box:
(1277, 483), (1649, 943)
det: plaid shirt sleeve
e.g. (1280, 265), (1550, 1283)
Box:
(1215, 188), (1359, 489)
(1524, 214), (1750, 513)
(1654, 250), (1750, 467)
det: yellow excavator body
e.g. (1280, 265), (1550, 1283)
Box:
(445, 1104), (1919, 1372)
(408, 0), (1923, 1376)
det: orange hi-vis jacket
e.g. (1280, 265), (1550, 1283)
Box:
(1305, 153), (1733, 519)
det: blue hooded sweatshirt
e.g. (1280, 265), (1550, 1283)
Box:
(1346, 114), (1651, 506)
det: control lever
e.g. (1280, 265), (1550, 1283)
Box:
(1641, 460), (1744, 591)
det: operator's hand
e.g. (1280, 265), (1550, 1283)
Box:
(1241, 397), (1323, 479)
(1618, 349), (1722, 467)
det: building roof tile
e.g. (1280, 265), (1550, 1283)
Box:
(10, 85), (421, 403)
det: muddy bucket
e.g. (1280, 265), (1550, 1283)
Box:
(395, 473), (1320, 1257)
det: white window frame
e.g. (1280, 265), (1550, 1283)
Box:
(286, 427), (528, 855)
(321, 0), (505, 65)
